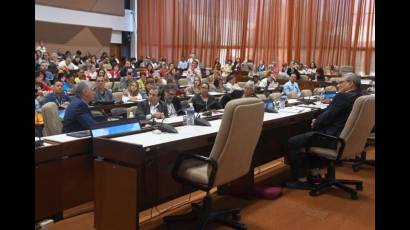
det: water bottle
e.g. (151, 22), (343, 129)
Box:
(279, 95), (287, 110)
(319, 91), (325, 108)
(128, 112), (134, 119)
(186, 103), (195, 126)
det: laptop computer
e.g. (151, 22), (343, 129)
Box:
(324, 91), (337, 100)
(90, 118), (142, 138)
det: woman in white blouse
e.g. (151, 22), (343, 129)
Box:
(123, 81), (142, 102)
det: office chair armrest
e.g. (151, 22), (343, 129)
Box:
(172, 153), (218, 191)
(306, 132), (346, 161)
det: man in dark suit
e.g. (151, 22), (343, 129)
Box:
(161, 84), (185, 117)
(285, 73), (363, 189)
(63, 81), (96, 133)
(135, 88), (168, 121)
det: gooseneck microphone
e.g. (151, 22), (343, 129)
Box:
(152, 115), (178, 133)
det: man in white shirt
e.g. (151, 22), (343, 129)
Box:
(36, 41), (46, 54)
(221, 59), (233, 79)
(258, 71), (278, 88)
(283, 73), (301, 96)
(58, 57), (79, 71)
(187, 51), (199, 66)
(224, 75), (242, 93)
(187, 60), (202, 77)
(177, 56), (189, 71)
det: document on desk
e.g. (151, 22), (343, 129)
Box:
(287, 99), (299, 105)
(208, 92), (225, 97)
(263, 112), (297, 121)
(112, 119), (222, 148)
(43, 133), (90, 143)
(280, 107), (309, 113)
(154, 116), (184, 124)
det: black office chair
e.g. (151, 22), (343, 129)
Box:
(164, 98), (264, 229)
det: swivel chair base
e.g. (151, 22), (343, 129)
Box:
(164, 195), (247, 230)
(342, 151), (375, 172)
(309, 162), (363, 200)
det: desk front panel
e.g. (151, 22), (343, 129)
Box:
(94, 110), (317, 211)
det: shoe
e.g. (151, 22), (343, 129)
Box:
(284, 180), (315, 190)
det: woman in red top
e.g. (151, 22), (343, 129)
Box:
(144, 63), (154, 76)
(108, 63), (120, 79)
(35, 71), (52, 92)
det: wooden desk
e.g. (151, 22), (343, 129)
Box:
(276, 79), (338, 91)
(35, 137), (93, 221)
(93, 106), (322, 230)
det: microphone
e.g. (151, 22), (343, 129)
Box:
(152, 115), (178, 133)
(158, 117), (178, 133)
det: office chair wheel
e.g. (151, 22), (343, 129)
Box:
(356, 184), (363, 191)
(309, 190), (320, 197)
(350, 193), (358, 200)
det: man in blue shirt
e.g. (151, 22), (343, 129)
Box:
(283, 73), (301, 97)
(177, 56), (189, 71)
(40, 61), (55, 84)
(43, 81), (71, 109)
(63, 81), (96, 133)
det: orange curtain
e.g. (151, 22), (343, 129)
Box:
(137, 0), (375, 74)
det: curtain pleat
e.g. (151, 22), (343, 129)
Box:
(137, 0), (375, 74)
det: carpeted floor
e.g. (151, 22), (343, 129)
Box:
(46, 146), (375, 230)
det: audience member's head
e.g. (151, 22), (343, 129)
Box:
(226, 75), (236, 84)
(40, 62), (49, 72)
(193, 76), (202, 88)
(53, 81), (64, 95)
(128, 81), (139, 96)
(97, 69), (106, 78)
(96, 76), (106, 91)
(75, 80), (95, 103)
(337, 73), (360, 93)
(145, 77), (156, 92)
(148, 88), (160, 105)
(316, 67), (324, 76)
(200, 83), (209, 97)
(65, 56), (72, 65)
(163, 84), (177, 103)
(290, 73), (297, 83)
(243, 82), (255, 97)
(35, 71), (45, 83)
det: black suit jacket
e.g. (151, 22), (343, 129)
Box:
(191, 94), (222, 112)
(135, 100), (169, 121)
(313, 90), (362, 136)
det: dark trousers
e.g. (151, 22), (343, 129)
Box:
(285, 131), (328, 180)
